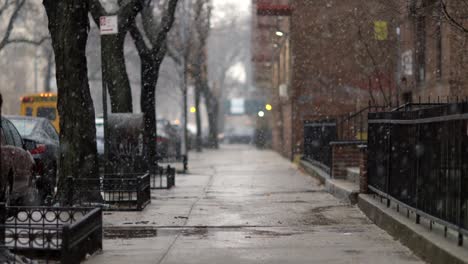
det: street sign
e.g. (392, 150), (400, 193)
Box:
(402, 50), (413, 76)
(230, 98), (245, 115)
(100, 16), (118, 35)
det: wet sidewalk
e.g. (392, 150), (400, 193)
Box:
(87, 145), (423, 264)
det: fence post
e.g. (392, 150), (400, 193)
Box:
(136, 176), (142, 211)
(0, 203), (5, 245)
(183, 155), (188, 172)
(172, 167), (176, 187)
(61, 225), (71, 263)
(95, 208), (103, 251)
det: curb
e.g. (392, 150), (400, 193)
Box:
(358, 194), (468, 264)
(299, 160), (359, 204)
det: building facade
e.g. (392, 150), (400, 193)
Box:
(252, 0), (468, 160)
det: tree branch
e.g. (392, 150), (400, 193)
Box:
(150, 0), (178, 55)
(88, 0), (107, 26)
(0, 0), (26, 51)
(5, 35), (50, 46)
(129, 22), (150, 56)
(441, 0), (468, 33)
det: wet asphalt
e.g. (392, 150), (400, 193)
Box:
(87, 144), (423, 264)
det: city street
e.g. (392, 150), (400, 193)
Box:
(88, 145), (423, 264)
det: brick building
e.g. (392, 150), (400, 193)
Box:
(253, 0), (399, 159)
(396, 0), (468, 102)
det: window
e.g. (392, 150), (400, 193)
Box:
(26, 107), (33, 116)
(10, 119), (37, 137)
(7, 120), (23, 148)
(2, 120), (17, 146)
(45, 122), (59, 141)
(0, 128), (5, 145)
(37, 107), (57, 121)
(414, 3), (426, 84)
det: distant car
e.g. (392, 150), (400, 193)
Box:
(1, 117), (37, 205)
(224, 126), (254, 144)
(157, 119), (180, 161)
(7, 115), (59, 200)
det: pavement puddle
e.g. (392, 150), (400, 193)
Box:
(103, 226), (302, 240)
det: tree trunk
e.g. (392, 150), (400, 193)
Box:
(43, 0), (101, 203)
(88, 0), (142, 114)
(102, 34), (133, 113)
(194, 86), (202, 152)
(140, 54), (158, 172)
(206, 95), (219, 149)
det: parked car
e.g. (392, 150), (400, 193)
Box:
(157, 119), (180, 161)
(224, 126), (254, 144)
(6, 115), (59, 200)
(1, 117), (38, 205)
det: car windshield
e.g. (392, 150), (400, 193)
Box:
(9, 119), (37, 137)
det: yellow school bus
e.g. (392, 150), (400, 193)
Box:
(20, 93), (59, 132)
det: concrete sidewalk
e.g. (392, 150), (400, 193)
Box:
(87, 145), (422, 264)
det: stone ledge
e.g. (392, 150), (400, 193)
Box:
(300, 159), (359, 204)
(358, 194), (468, 264)
(300, 159), (329, 184)
(329, 140), (366, 146)
(326, 179), (359, 204)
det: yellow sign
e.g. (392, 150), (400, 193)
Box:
(374, 21), (388, 40)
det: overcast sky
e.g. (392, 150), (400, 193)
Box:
(212, 0), (250, 24)
(211, 0), (251, 85)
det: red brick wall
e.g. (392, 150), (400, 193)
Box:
(288, 0), (397, 157)
(331, 143), (361, 179)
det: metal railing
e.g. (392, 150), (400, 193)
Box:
(303, 119), (337, 170)
(63, 173), (151, 211)
(367, 102), (468, 246)
(337, 105), (388, 141)
(0, 204), (102, 263)
(158, 155), (188, 173)
(151, 165), (176, 189)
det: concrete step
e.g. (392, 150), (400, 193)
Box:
(346, 167), (360, 184)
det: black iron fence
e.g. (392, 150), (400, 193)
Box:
(0, 204), (102, 263)
(151, 166), (176, 189)
(63, 173), (151, 211)
(367, 102), (468, 246)
(337, 105), (387, 141)
(303, 119), (337, 170)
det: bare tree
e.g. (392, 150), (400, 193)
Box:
(129, 0), (178, 170)
(191, 0), (216, 149)
(0, 0), (25, 51)
(206, 15), (248, 140)
(167, 0), (196, 156)
(43, 0), (100, 202)
(441, 0), (468, 33)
